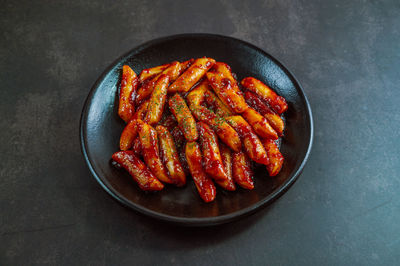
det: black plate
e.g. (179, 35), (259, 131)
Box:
(80, 34), (313, 226)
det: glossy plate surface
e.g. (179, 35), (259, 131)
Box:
(80, 34), (313, 226)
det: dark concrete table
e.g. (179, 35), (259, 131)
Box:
(1, 1), (399, 265)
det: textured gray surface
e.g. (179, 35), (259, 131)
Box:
(1, 0), (400, 265)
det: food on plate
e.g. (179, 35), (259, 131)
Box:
(138, 122), (173, 184)
(170, 126), (190, 176)
(161, 61), (182, 82)
(241, 107), (278, 140)
(186, 83), (241, 151)
(204, 86), (234, 117)
(118, 65), (138, 122)
(132, 100), (149, 120)
(241, 77), (288, 114)
(120, 119), (141, 151)
(232, 151), (254, 190)
(112, 151), (164, 191)
(178, 59), (194, 75)
(169, 93), (198, 141)
(207, 62), (248, 113)
(144, 75), (169, 125)
(159, 110), (177, 131)
(219, 143), (236, 191)
(156, 125), (186, 186)
(132, 136), (142, 156)
(197, 122), (235, 191)
(135, 78), (156, 105)
(112, 58), (288, 202)
(225, 116), (269, 166)
(135, 62), (179, 105)
(185, 141), (217, 202)
(139, 63), (170, 83)
(244, 90), (285, 136)
(168, 58), (216, 93)
(262, 138), (284, 177)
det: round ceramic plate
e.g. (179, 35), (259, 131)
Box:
(80, 34), (313, 226)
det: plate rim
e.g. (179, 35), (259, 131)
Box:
(79, 33), (314, 226)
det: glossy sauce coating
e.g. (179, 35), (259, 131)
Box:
(132, 100), (149, 120)
(135, 78), (156, 105)
(187, 85), (241, 152)
(139, 123), (173, 184)
(207, 62), (248, 113)
(159, 110), (177, 131)
(241, 77), (288, 114)
(203, 86), (234, 117)
(119, 119), (140, 150)
(139, 63), (169, 83)
(226, 116), (269, 165)
(161, 61), (181, 82)
(168, 57), (216, 93)
(186, 81), (232, 117)
(112, 151), (164, 191)
(219, 143), (236, 191)
(156, 125), (186, 186)
(178, 59), (194, 75)
(186, 81), (207, 106)
(136, 62), (179, 105)
(118, 65), (138, 122)
(171, 126), (190, 175)
(144, 74), (169, 125)
(207, 116), (242, 152)
(244, 91), (284, 136)
(241, 107), (278, 139)
(263, 139), (284, 176)
(169, 93), (198, 141)
(232, 151), (254, 189)
(114, 59), (288, 200)
(190, 103), (242, 152)
(132, 136), (142, 156)
(212, 62), (237, 82)
(185, 141), (217, 202)
(197, 122), (229, 183)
